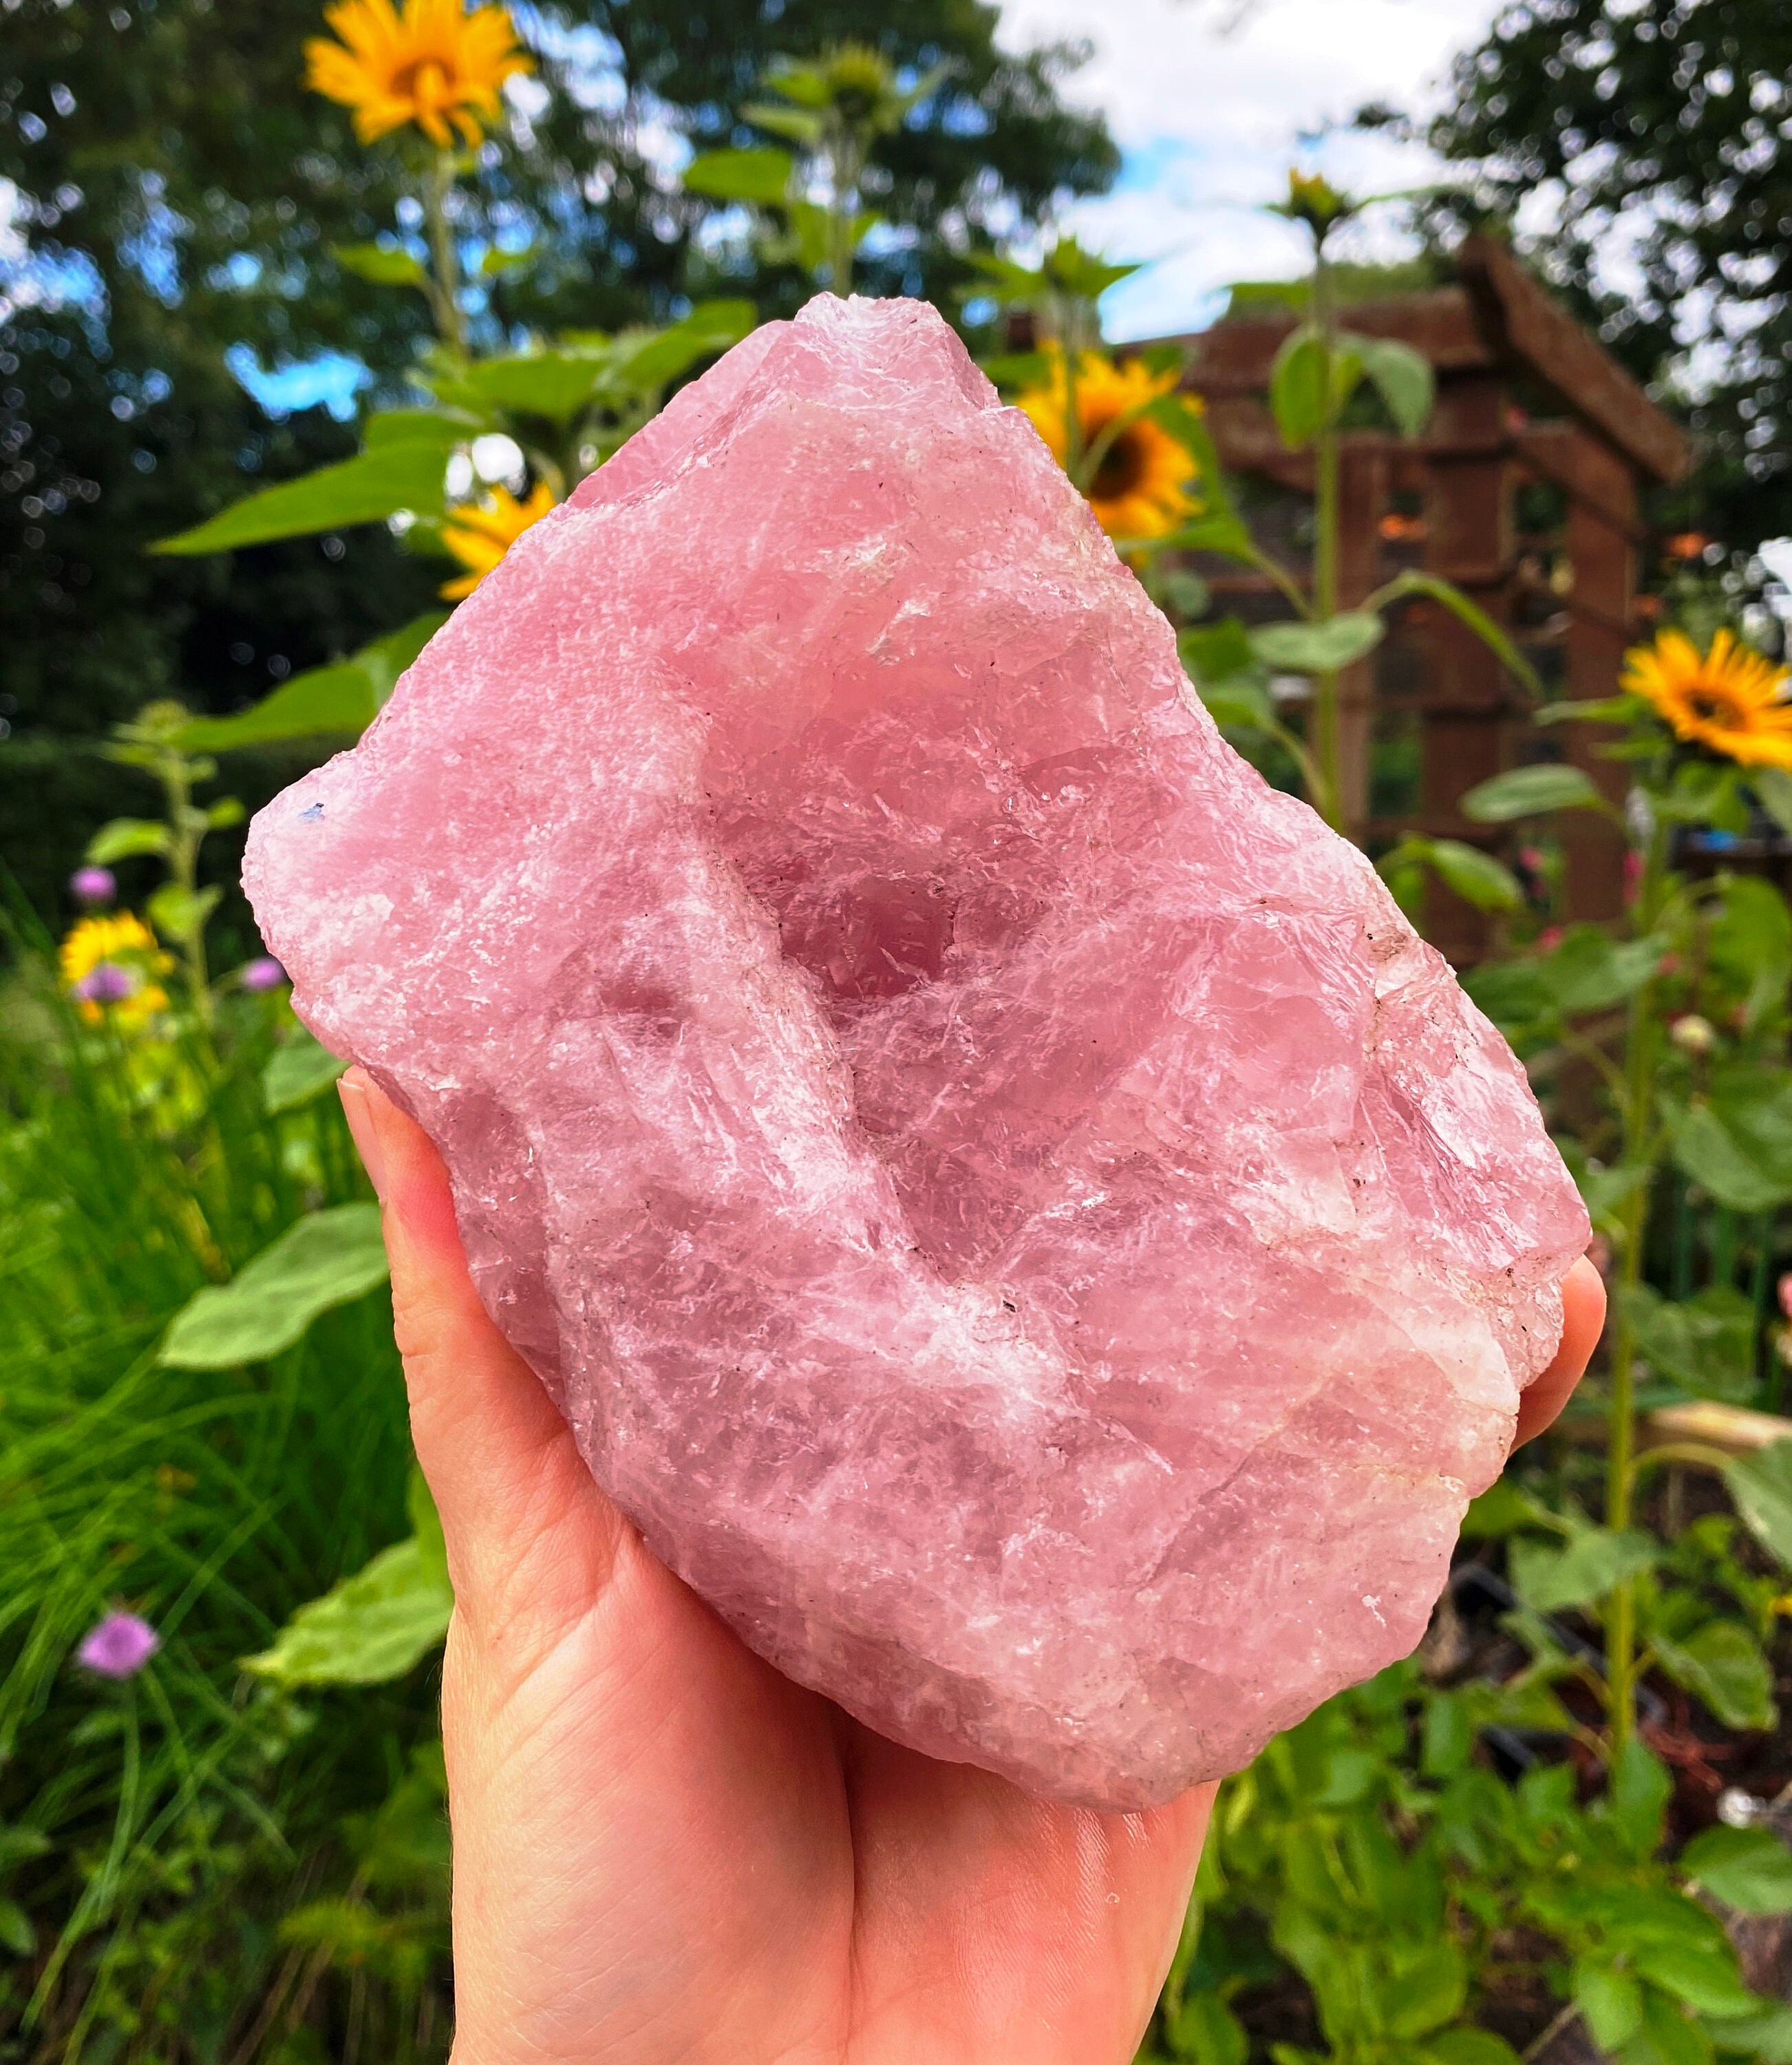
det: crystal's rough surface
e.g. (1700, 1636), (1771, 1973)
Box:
(244, 296), (1589, 1809)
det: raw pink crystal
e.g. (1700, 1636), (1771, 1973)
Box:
(244, 295), (1589, 1810)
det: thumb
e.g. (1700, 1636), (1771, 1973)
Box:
(338, 1068), (628, 1638)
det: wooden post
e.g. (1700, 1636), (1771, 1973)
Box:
(1419, 372), (1513, 962)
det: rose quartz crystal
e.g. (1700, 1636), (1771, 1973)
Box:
(244, 295), (1589, 1809)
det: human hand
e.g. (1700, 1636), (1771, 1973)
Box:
(339, 1068), (1603, 2065)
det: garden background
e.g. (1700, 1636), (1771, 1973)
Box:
(8, 1), (1792, 2059)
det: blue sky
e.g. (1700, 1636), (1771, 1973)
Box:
(992, 0), (1505, 340)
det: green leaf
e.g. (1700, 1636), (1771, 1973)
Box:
(1374, 569), (1544, 699)
(1508, 1527), (1658, 1612)
(1705, 2006), (1792, 2061)
(1608, 1739), (1673, 1858)
(1352, 334), (1434, 437)
(262, 1032), (348, 1114)
(1680, 1825), (1792, 1914)
(1199, 682), (1276, 732)
(1632, 1989), (1718, 2065)
(0, 1826), (50, 1872)
(331, 241), (428, 288)
(739, 100), (824, 146)
(1420, 1690), (1474, 1776)
(362, 408), (469, 452)
(1418, 2035), (1521, 2065)
(1385, 1942), (1468, 2037)
(86, 817), (171, 864)
(159, 1204), (390, 1370)
(1460, 1477), (1553, 1538)
(1250, 613), (1385, 673)
(171, 613), (446, 751)
(0, 1900), (32, 1958)
(480, 242), (537, 275)
(1155, 569), (1212, 621)
(1725, 1441), (1792, 1567)
(175, 659), (380, 749)
(1462, 957), (1554, 1029)
(1672, 1067), (1792, 1212)
(153, 441), (451, 555)
(1535, 924), (1663, 1015)
(408, 1467), (448, 1585)
(1166, 1992), (1248, 2064)
(205, 796), (246, 830)
(1660, 761), (1750, 833)
(1536, 696), (1641, 726)
(1644, 1942), (1760, 2018)
(1577, 1157), (1652, 1235)
(1427, 838), (1524, 912)
(1179, 617), (1261, 688)
(1754, 768), (1792, 840)
(1460, 763), (1604, 821)
(1268, 328), (1327, 448)
(1617, 1284), (1757, 1402)
(446, 349), (617, 423)
(683, 147), (794, 205)
(1652, 1622), (1776, 1732)
(1268, 326), (1361, 449)
(244, 1518), (451, 1689)
(1149, 511), (1258, 562)
(1390, 836), (1524, 913)
(1708, 876), (1792, 1030)
(608, 300), (758, 393)
(147, 881), (220, 944)
(1576, 1960), (1645, 2050)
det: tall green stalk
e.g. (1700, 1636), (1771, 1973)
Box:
(156, 745), (213, 1026)
(824, 126), (865, 293)
(423, 149), (465, 356)
(1605, 812), (1669, 1753)
(1309, 235), (1344, 836)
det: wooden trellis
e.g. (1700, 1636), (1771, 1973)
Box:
(1158, 236), (1692, 962)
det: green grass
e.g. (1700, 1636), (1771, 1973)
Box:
(0, 932), (447, 2062)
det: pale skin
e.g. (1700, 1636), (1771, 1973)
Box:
(338, 1068), (1606, 2065)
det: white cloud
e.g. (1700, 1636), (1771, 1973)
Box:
(994, 0), (1504, 338)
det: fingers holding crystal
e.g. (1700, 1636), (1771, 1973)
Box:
(1513, 1256), (1606, 1449)
(339, 1068), (632, 1638)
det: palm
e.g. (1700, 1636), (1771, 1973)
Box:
(441, 1457), (1209, 2064)
(342, 1070), (1599, 2065)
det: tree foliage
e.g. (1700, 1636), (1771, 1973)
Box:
(1426, 0), (1792, 550)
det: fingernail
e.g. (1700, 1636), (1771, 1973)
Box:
(339, 1069), (387, 1201)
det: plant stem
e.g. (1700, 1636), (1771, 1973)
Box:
(424, 150), (465, 355)
(1605, 809), (1670, 1755)
(825, 120), (864, 293)
(1309, 232), (1344, 834)
(159, 748), (213, 1027)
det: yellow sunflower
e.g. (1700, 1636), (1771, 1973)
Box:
(59, 913), (173, 1031)
(1016, 350), (1201, 542)
(305, 0), (531, 149)
(438, 480), (557, 598)
(1621, 627), (1792, 770)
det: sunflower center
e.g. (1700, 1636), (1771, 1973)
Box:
(1089, 421), (1148, 503)
(395, 57), (455, 108)
(1686, 686), (1748, 729)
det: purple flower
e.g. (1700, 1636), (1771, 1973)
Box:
(74, 962), (139, 1006)
(70, 865), (116, 907)
(239, 955), (287, 993)
(76, 1611), (161, 1680)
